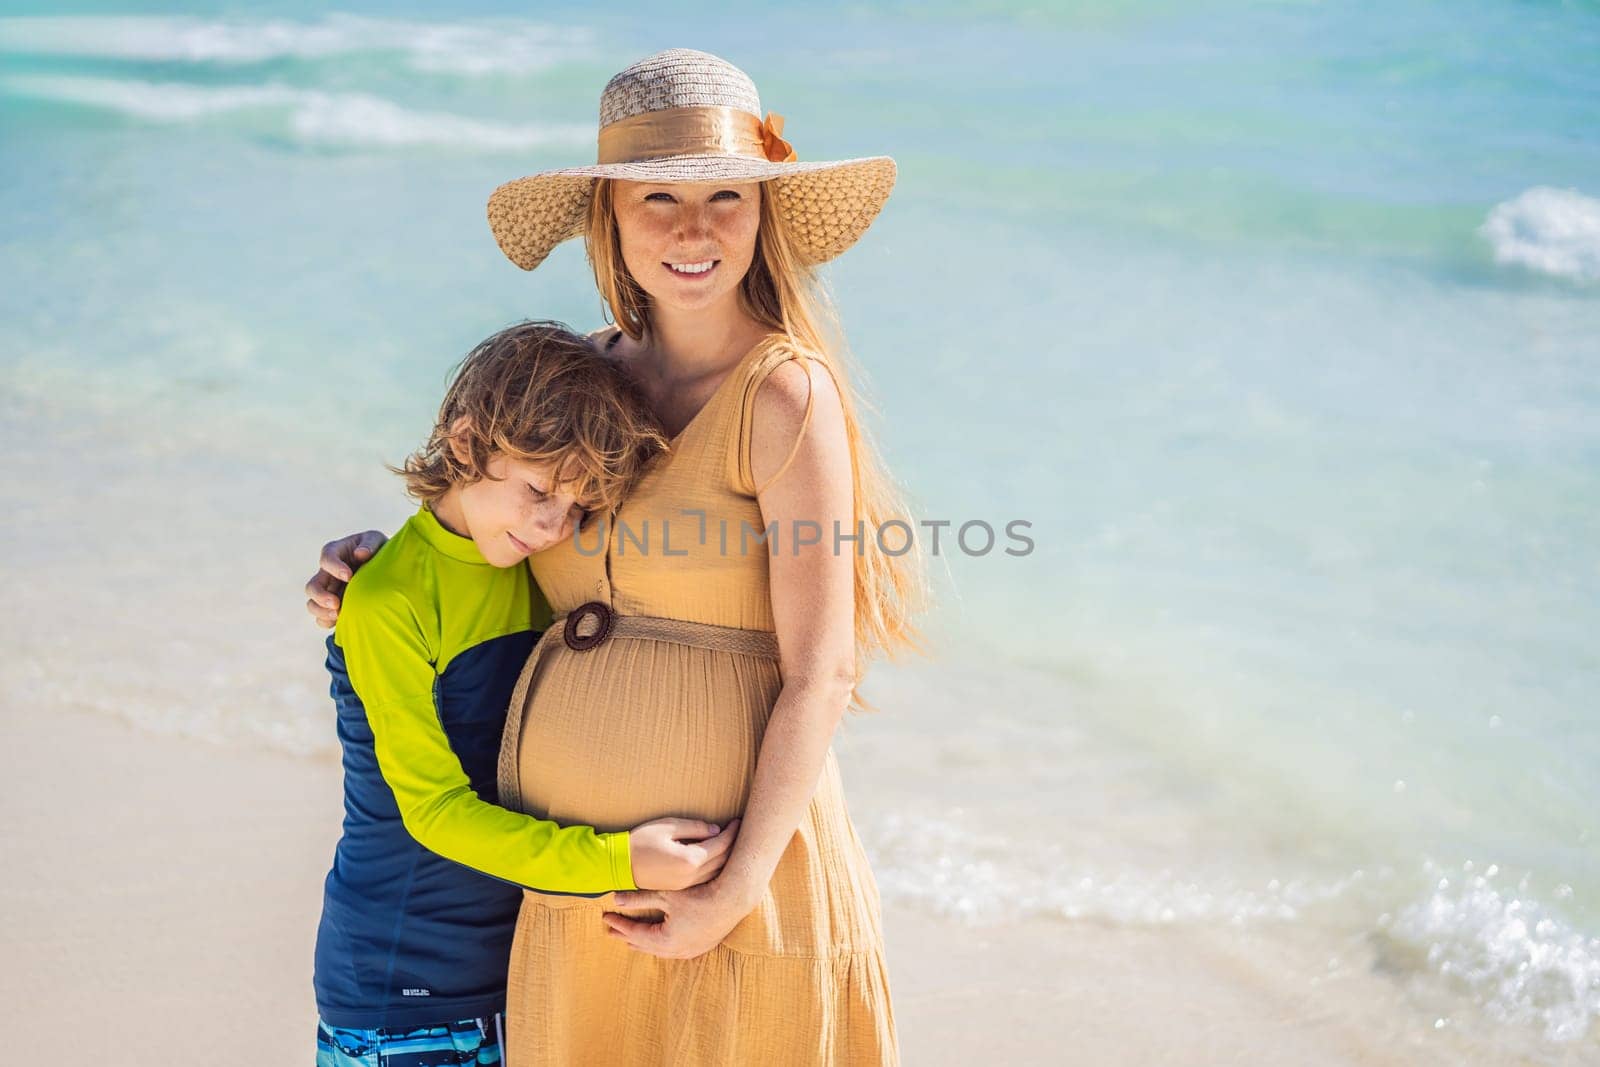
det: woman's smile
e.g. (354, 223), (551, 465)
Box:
(666, 258), (720, 278)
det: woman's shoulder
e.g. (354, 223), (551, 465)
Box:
(749, 352), (840, 434)
(746, 334), (835, 396)
(734, 343), (847, 497)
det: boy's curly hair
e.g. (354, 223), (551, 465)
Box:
(395, 320), (667, 513)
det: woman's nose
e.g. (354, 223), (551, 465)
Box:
(673, 206), (710, 239)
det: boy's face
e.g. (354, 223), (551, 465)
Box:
(452, 454), (586, 567)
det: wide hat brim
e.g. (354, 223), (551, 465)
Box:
(486, 153), (896, 271)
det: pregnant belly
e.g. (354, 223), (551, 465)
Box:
(512, 636), (781, 832)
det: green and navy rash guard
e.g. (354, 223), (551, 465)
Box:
(314, 506), (635, 1029)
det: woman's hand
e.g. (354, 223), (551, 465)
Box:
(628, 817), (741, 891)
(600, 879), (757, 960)
(304, 530), (389, 627)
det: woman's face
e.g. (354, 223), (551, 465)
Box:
(610, 179), (762, 316)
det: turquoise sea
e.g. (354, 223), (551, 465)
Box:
(2, 2), (1597, 1058)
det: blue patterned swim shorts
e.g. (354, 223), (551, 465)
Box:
(315, 1013), (503, 1067)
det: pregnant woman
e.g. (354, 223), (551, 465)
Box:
(308, 49), (923, 1064)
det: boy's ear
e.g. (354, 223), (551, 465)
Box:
(445, 416), (474, 466)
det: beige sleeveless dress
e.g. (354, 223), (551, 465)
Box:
(495, 331), (897, 1066)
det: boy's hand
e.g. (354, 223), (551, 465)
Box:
(304, 530), (389, 628)
(628, 817), (741, 891)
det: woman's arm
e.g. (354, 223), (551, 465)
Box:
(603, 355), (856, 957)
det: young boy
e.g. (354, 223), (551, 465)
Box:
(312, 322), (736, 1066)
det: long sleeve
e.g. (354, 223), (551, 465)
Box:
(336, 579), (635, 894)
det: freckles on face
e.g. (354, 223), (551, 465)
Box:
(464, 456), (586, 563)
(502, 473), (580, 552)
(611, 179), (761, 303)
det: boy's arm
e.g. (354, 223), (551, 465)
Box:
(337, 584), (636, 894)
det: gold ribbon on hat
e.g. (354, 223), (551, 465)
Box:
(596, 106), (797, 165)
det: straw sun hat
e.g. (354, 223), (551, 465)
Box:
(486, 48), (897, 271)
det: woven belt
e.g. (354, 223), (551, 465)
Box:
(496, 602), (780, 806)
(559, 600), (779, 658)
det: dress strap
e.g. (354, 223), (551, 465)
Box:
(732, 342), (842, 496)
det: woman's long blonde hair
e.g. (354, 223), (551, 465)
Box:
(584, 178), (927, 693)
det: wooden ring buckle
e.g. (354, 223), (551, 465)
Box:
(562, 601), (614, 652)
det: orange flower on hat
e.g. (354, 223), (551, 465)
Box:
(760, 111), (797, 163)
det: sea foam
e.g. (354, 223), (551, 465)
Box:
(1480, 186), (1600, 283)
(0, 75), (591, 152)
(864, 808), (1599, 1046)
(0, 14), (591, 75)
(1379, 860), (1600, 1044)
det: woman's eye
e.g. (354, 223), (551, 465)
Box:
(527, 483), (549, 501)
(645, 190), (738, 203)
